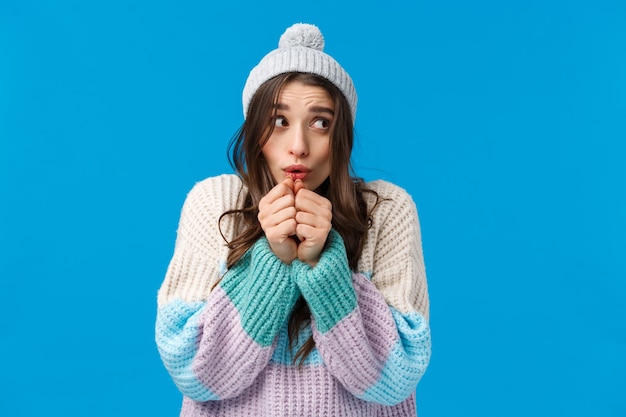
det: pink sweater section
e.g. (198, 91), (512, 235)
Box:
(179, 364), (417, 417)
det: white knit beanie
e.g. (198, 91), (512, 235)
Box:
(242, 23), (357, 123)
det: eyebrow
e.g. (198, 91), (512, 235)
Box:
(274, 103), (335, 115)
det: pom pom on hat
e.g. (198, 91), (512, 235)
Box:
(278, 23), (325, 50)
(242, 23), (357, 123)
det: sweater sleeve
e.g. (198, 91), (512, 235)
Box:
(156, 238), (300, 401)
(293, 187), (431, 406)
(155, 177), (300, 401)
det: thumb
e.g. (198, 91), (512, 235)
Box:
(293, 179), (306, 194)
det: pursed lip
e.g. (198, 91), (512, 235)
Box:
(284, 164), (311, 180)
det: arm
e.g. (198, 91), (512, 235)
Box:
(293, 187), (431, 405)
(155, 178), (300, 401)
(156, 238), (300, 401)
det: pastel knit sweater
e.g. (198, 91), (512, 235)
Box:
(155, 174), (431, 417)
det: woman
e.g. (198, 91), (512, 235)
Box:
(156, 23), (431, 416)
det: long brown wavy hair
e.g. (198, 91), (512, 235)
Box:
(219, 72), (379, 365)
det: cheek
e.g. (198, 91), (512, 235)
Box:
(260, 140), (273, 161)
(261, 142), (280, 171)
(319, 143), (331, 165)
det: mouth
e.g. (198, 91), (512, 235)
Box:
(284, 165), (311, 181)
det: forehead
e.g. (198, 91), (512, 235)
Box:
(277, 80), (334, 108)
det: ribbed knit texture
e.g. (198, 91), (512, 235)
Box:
(292, 229), (356, 333)
(242, 23), (357, 122)
(156, 174), (431, 416)
(220, 237), (300, 347)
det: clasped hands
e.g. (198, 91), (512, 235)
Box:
(258, 177), (332, 266)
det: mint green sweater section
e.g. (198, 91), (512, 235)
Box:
(220, 237), (301, 347)
(292, 230), (357, 334)
(221, 229), (356, 343)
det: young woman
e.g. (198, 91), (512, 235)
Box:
(156, 23), (431, 417)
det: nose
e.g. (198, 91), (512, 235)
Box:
(288, 124), (309, 157)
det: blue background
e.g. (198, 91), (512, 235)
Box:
(1, 1), (624, 415)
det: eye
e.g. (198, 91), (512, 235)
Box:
(312, 118), (330, 130)
(274, 116), (288, 127)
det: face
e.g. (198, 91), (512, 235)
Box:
(261, 80), (334, 191)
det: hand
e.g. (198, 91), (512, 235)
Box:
(258, 178), (298, 264)
(294, 181), (333, 267)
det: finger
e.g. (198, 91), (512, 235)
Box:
(269, 205), (298, 227)
(271, 194), (297, 212)
(265, 218), (298, 241)
(294, 179), (306, 194)
(295, 211), (330, 229)
(295, 190), (332, 216)
(260, 179), (295, 208)
(282, 177), (295, 192)
(259, 186), (294, 212)
(259, 203), (297, 228)
(295, 223), (329, 245)
(295, 188), (331, 207)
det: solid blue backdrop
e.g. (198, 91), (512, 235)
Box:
(1, 1), (624, 415)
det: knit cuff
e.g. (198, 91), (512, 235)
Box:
(220, 237), (301, 347)
(292, 230), (357, 334)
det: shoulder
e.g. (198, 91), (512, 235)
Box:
(188, 174), (243, 200)
(175, 174), (243, 256)
(357, 179), (422, 270)
(359, 180), (428, 317)
(364, 179), (414, 201)
(363, 179), (418, 221)
(179, 174), (244, 231)
(184, 174), (244, 212)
